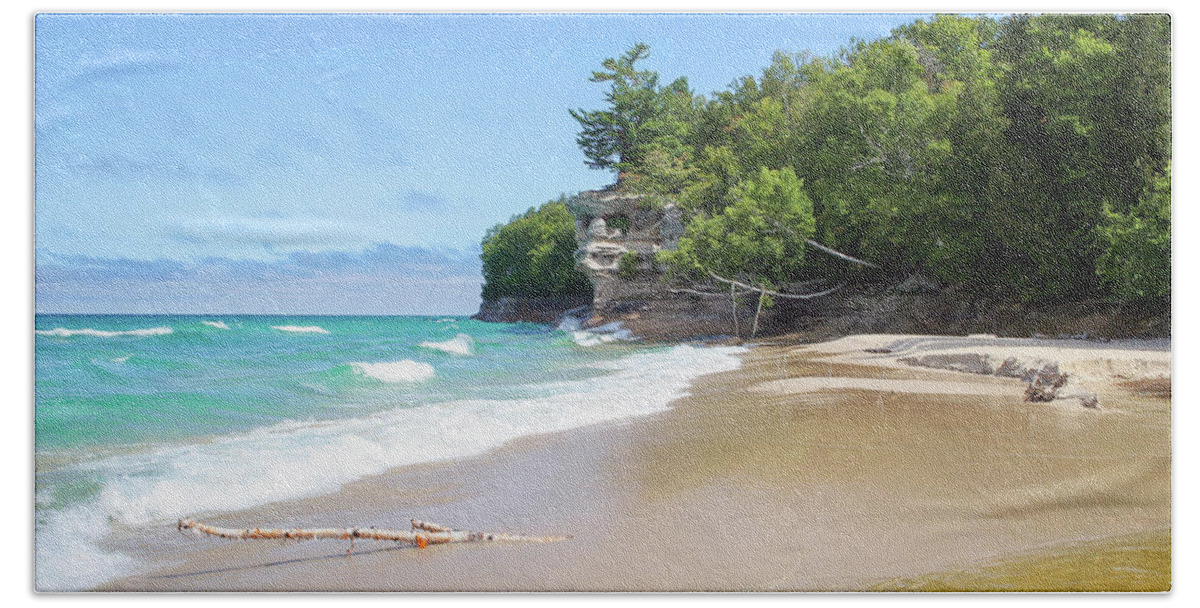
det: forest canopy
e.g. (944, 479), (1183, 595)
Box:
(483, 13), (1171, 306)
(572, 13), (1171, 304)
(480, 199), (593, 300)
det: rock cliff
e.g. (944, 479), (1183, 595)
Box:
(476, 188), (1169, 341)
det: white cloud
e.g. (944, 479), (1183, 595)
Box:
(35, 243), (484, 315)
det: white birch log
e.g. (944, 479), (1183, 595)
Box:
(177, 518), (571, 554)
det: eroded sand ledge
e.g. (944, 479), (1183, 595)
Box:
(757, 334), (1170, 405)
(105, 334), (1170, 591)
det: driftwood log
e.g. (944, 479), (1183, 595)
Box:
(178, 518), (570, 555)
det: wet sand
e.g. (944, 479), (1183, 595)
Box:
(103, 334), (1171, 591)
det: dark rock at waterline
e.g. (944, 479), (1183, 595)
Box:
(471, 296), (592, 325)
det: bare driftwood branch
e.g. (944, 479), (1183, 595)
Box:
(707, 271), (846, 300)
(752, 290), (766, 338)
(803, 239), (879, 269)
(760, 218), (879, 269)
(667, 287), (755, 298)
(730, 282), (740, 337)
(177, 518), (570, 555)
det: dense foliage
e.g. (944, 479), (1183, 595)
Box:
(480, 199), (593, 300)
(661, 166), (814, 284)
(572, 14), (1171, 304)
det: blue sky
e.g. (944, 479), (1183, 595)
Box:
(35, 12), (929, 314)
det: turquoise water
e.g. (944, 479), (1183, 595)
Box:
(34, 314), (743, 590)
(36, 315), (619, 453)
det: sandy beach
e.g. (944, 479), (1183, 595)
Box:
(102, 333), (1171, 592)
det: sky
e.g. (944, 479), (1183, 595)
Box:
(34, 12), (931, 314)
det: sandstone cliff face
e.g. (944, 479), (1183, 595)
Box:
(567, 190), (679, 308)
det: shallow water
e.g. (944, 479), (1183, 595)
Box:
(34, 314), (743, 590)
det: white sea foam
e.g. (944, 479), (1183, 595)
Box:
(418, 333), (475, 356)
(36, 326), (173, 338)
(271, 325), (330, 334)
(202, 320), (230, 330)
(350, 360), (436, 382)
(555, 316), (636, 346)
(555, 316), (583, 332)
(35, 501), (139, 591)
(39, 344), (744, 590)
(110, 355), (130, 364)
(572, 322), (637, 347)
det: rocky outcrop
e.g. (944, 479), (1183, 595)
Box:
(567, 189), (681, 305)
(784, 283), (1171, 342)
(898, 353), (1098, 408)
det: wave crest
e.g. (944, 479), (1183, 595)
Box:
(418, 333), (475, 356)
(271, 325), (330, 334)
(36, 327), (173, 338)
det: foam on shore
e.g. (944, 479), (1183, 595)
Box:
(557, 317), (636, 347)
(350, 360), (436, 383)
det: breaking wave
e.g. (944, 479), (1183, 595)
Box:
(350, 359), (436, 383)
(418, 333), (475, 356)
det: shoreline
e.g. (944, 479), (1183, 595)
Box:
(102, 334), (1170, 591)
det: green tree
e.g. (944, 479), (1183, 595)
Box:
(800, 36), (960, 275)
(986, 14), (1171, 300)
(1096, 165), (1171, 302)
(480, 199), (593, 300)
(663, 167), (814, 284)
(567, 15), (1171, 309)
(569, 43), (660, 172)
(569, 43), (699, 179)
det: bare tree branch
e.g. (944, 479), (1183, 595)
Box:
(804, 238), (879, 269)
(761, 218), (880, 269)
(707, 270), (846, 300)
(668, 287), (755, 298)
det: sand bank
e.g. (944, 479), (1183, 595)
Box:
(104, 334), (1170, 591)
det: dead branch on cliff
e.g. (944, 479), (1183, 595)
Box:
(706, 271), (847, 301)
(701, 271), (847, 338)
(665, 228), (870, 339)
(667, 286), (756, 298)
(764, 219), (880, 269)
(177, 518), (571, 556)
(804, 239), (879, 269)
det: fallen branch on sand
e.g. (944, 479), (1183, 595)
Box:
(177, 518), (571, 555)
